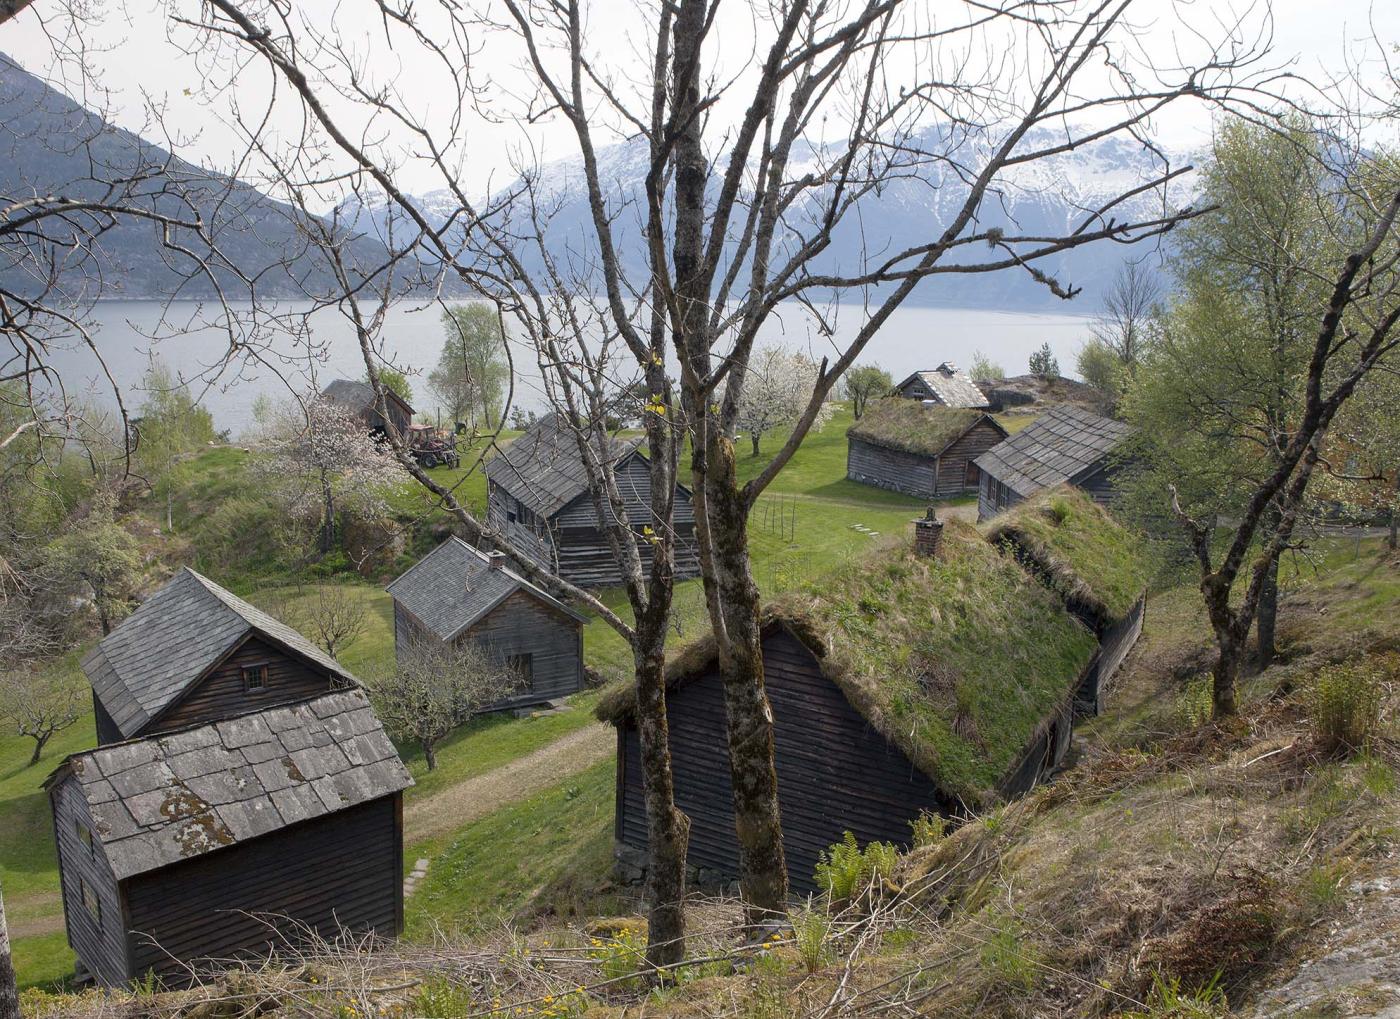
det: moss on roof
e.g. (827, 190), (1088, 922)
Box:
(846, 400), (999, 458)
(985, 486), (1148, 624)
(596, 521), (1097, 806)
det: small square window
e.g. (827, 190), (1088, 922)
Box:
(80, 879), (101, 924)
(242, 664), (270, 692)
(75, 820), (94, 856)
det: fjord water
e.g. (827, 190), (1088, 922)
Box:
(55, 300), (1094, 433)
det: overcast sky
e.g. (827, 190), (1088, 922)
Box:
(5, 0), (1398, 197)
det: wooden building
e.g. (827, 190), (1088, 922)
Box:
(974, 404), (1133, 522)
(84, 568), (358, 745)
(320, 379), (415, 438)
(486, 415), (701, 588)
(891, 364), (991, 409)
(987, 487), (1148, 716)
(386, 536), (587, 710)
(846, 400), (1008, 499)
(596, 520), (1098, 893)
(46, 689), (413, 987)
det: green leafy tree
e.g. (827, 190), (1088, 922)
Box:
(845, 365), (892, 419)
(1076, 338), (1128, 412)
(430, 305), (508, 430)
(368, 367), (413, 407)
(1028, 343), (1059, 380)
(44, 492), (143, 635)
(135, 356), (217, 530)
(968, 350), (1005, 382)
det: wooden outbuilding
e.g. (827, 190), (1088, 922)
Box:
(987, 487), (1148, 716)
(84, 568), (357, 745)
(386, 536), (587, 710)
(320, 379), (415, 438)
(596, 520), (1098, 893)
(974, 404), (1132, 522)
(46, 689), (413, 987)
(891, 364), (991, 409)
(846, 400), (1008, 499)
(486, 415), (701, 588)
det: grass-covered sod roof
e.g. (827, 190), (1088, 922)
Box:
(985, 485), (1148, 624)
(597, 521), (1098, 806)
(846, 400), (998, 458)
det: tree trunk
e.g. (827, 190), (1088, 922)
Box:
(423, 741), (437, 771)
(1212, 638), (1242, 718)
(1389, 472), (1399, 551)
(166, 491), (173, 532)
(27, 736), (45, 767)
(1256, 552), (1279, 669)
(321, 473), (336, 553)
(633, 629), (689, 970)
(0, 880), (18, 1019)
(705, 436), (788, 924)
(750, 432), (761, 458)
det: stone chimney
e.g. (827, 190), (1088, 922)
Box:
(913, 507), (944, 559)
(488, 550), (507, 571)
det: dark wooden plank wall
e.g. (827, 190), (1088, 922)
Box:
(977, 473), (1022, 522)
(619, 627), (950, 894)
(464, 590), (583, 707)
(1075, 462), (1122, 507)
(997, 696), (1074, 798)
(50, 776), (131, 986)
(935, 421), (1006, 497)
(93, 692), (122, 746)
(151, 637), (341, 736)
(124, 794), (402, 984)
(845, 438), (938, 498)
(895, 377), (935, 401)
(1088, 597), (1144, 713)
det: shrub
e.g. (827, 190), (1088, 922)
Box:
(1028, 343), (1060, 380)
(814, 832), (899, 900)
(587, 923), (648, 991)
(1117, 973), (1227, 1019)
(909, 812), (947, 849)
(788, 903), (833, 973)
(1308, 656), (1391, 755)
(1178, 676), (1214, 729)
(978, 912), (1040, 991)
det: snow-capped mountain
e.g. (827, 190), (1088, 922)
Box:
(339, 126), (1194, 311)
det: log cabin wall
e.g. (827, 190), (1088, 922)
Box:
(123, 794), (402, 985)
(845, 438), (939, 498)
(934, 420), (1007, 496)
(618, 626), (950, 894)
(150, 637), (342, 736)
(50, 777), (130, 986)
(1074, 461), (1122, 507)
(977, 472), (1023, 522)
(462, 590), (583, 706)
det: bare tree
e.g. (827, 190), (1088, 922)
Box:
(1091, 257), (1161, 366)
(300, 584), (368, 659)
(167, 0), (1294, 930)
(368, 638), (522, 771)
(0, 665), (84, 765)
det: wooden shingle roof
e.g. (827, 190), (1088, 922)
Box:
(484, 414), (643, 519)
(320, 378), (414, 417)
(895, 365), (991, 409)
(82, 569), (359, 739)
(386, 536), (586, 642)
(47, 689), (412, 881)
(974, 405), (1131, 499)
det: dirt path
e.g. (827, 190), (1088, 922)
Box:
(404, 723), (613, 845)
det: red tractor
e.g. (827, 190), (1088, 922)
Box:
(406, 424), (461, 469)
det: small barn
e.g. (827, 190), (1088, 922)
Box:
(320, 379), (415, 438)
(891, 364), (990, 409)
(46, 689), (413, 987)
(596, 520), (1098, 893)
(84, 568), (357, 745)
(974, 404), (1132, 522)
(987, 487), (1148, 716)
(486, 415), (701, 587)
(846, 400), (1008, 499)
(386, 536), (587, 710)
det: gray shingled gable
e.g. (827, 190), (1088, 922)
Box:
(52, 689), (412, 882)
(321, 378), (414, 417)
(974, 404), (1132, 498)
(83, 569), (359, 739)
(386, 536), (585, 642)
(896, 365), (991, 409)
(485, 414), (644, 519)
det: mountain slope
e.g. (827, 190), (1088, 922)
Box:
(0, 53), (396, 301)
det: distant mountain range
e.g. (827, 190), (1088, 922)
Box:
(0, 53), (397, 302)
(339, 129), (1189, 312)
(3, 51), (1182, 310)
